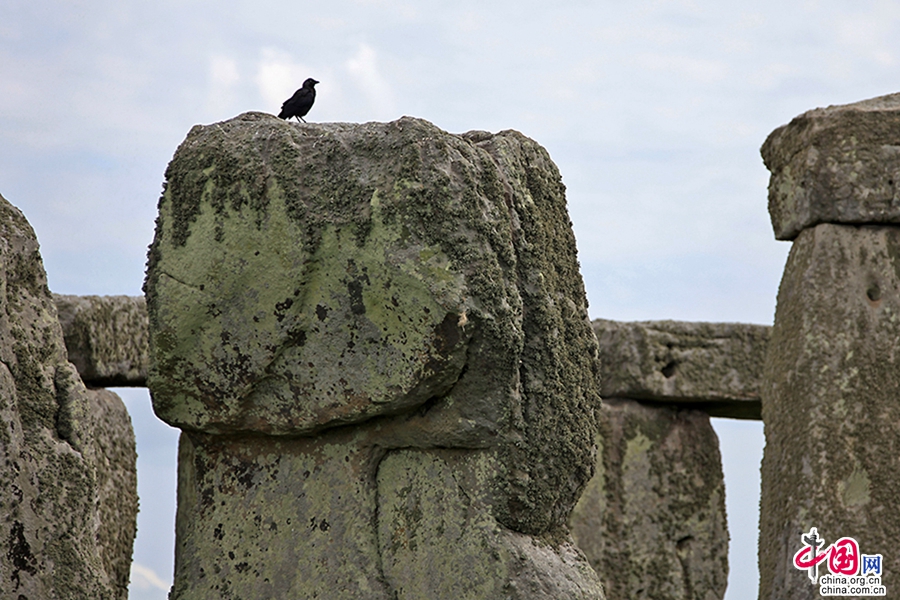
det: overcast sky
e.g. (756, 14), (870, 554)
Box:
(3, 1), (900, 599)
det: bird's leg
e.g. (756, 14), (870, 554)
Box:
(300, 117), (307, 123)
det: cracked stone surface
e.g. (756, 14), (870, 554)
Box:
(760, 93), (900, 599)
(0, 192), (137, 600)
(47, 299), (773, 421)
(147, 113), (604, 599)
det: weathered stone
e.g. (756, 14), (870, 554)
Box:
(761, 92), (900, 240)
(173, 430), (603, 600)
(378, 449), (602, 599)
(147, 114), (603, 598)
(759, 223), (900, 599)
(570, 398), (728, 600)
(594, 319), (768, 420)
(171, 430), (388, 600)
(54, 294), (149, 387)
(0, 193), (138, 599)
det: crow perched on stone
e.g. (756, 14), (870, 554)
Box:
(278, 78), (319, 123)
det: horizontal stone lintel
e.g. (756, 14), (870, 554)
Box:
(51, 294), (768, 420)
(53, 294), (149, 388)
(762, 92), (900, 240)
(605, 397), (762, 421)
(593, 318), (769, 420)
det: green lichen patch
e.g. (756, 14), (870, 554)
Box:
(172, 431), (389, 600)
(377, 449), (508, 599)
(474, 131), (600, 536)
(377, 448), (605, 599)
(53, 294), (150, 387)
(761, 93), (900, 240)
(147, 125), (476, 434)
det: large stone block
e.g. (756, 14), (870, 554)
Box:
(378, 449), (603, 599)
(170, 430), (387, 600)
(593, 319), (768, 419)
(570, 398), (728, 600)
(54, 294), (149, 387)
(762, 92), (900, 240)
(147, 114), (603, 598)
(759, 223), (900, 599)
(0, 193), (138, 599)
(172, 432), (602, 600)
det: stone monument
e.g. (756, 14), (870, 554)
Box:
(145, 113), (605, 599)
(570, 319), (748, 600)
(759, 93), (900, 599)
(0, 192), (138, 600)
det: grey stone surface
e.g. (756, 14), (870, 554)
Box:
(44, 297), (774, 419)
(46, 296), (773, 423)
(54, 294), (149, 387)
(147, 113), (604, 598)
(759, 223), (900, 599)
(570, 398), (729, 600)
(171, 430), (389, 600)
(593, 318), (768, 419)
(0, 192), (138, 599)
(762, 92), (900, 240)
(378, 449), (603, 600)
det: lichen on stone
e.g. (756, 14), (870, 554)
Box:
(147, 114), (604, 598)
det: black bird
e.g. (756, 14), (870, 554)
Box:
(278, 78), (319, 123)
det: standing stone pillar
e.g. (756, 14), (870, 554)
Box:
(145, 113), (605, 599)
(0, 193), (138, 599)
(759, 93), (900, 599)
(571, 398), (728, 600)
(571, 319), (766, 600)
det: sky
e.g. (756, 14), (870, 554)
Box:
(3, 1), (900, 599)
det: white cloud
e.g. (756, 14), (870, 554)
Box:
(130, 562), (170, 591)
(350, 0), (419, 20)
(739, 11), (766, 28)
(205, 55), (241, 117)
(210, 56), (240, 88)
(748, 62), (796, 90)
(345, 43), (395, 120)
(714, 119), (757, 143)
(820, 2), (900, 70)
(874, 50), (895, 66)
(0, 65), (33, 116)
(457, 9), (484, 33)
(255, 48), (314, 113)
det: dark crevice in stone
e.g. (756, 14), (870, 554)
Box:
(661, 361), (678, 379)
(676, 535), (694, 600)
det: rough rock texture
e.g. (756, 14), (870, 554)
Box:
(0, 193), (138, 599)
(378, 449), (604, 599)
(758, 223), (900, 599)
(54, 294), (149, 387)
(761, 92), (900, 240)
(593, 319), (768, 420)
(570, 398), (729, 600)
(146, 113), (603, 598)
(47, 299), (772, 420)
